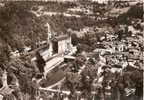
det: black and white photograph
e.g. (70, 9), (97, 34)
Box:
(0, 0), (143, 100)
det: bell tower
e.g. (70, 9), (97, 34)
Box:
(45, 23), (52, 43)
(45, 23), (53, 56)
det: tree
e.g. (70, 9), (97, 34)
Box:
(0, 43), (11, 66)
(35, 51), (45, 73)
(65, 72), (80, 94)
(117, 3), (143, 24)
(71, 33), (79, 46)
(127, 3), (143, 19)
(0, 2), (48, 50)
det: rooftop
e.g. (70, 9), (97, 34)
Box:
(51, 34), (70, 42)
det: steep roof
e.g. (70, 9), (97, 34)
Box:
(51, 34), (70, 42)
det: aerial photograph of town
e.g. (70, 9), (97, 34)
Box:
(0, 0), (143, 100)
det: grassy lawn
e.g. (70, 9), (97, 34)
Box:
(39, 66), (67, 87)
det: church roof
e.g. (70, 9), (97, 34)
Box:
(52, 34), (69, 42)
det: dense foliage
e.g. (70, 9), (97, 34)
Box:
(0, 2), (47, 51)
(0, 2), (47, 99)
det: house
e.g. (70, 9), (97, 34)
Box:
(92, 0), (109, 4)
